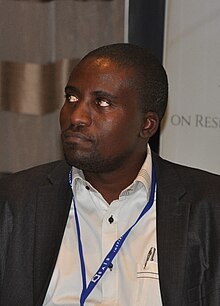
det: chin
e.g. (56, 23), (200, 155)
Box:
(64, 151), (126, 174)
(64, 155), (104, 172)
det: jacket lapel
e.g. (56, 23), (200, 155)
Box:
(153, 154), (191, 306)
(33, 161), (72, 306)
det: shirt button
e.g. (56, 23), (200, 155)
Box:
(85, 185), (90, 190)
(108, 263), (113, 271)
(108, 215), (114, 224)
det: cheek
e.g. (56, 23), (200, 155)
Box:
(59, 105), (70, 131)
(110, 114), (142, 148)
(96, 116), (137, 149)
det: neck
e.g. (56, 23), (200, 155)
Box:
(83, 152), (147, 204)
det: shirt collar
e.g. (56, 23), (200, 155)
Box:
(71, 144), (152, 196)
(120, 144), (152, 198)
(133, 144), (152, 190)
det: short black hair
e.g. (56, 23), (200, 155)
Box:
(82, 43), (168, 121)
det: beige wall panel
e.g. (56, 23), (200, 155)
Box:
(0, 0), (125, 63)
(55, 0), (125, 59)
(0, 1), (55, 63)
(0, 0), (125, 173)
(0, 110), (62, 173)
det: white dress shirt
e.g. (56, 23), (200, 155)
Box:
(43, 146), (162, 305)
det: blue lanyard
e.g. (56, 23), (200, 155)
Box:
(69, 165), (156, 306)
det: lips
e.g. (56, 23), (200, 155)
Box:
(62, 131), (93, 144)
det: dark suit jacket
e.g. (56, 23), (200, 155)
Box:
(1, 153), (220, 306)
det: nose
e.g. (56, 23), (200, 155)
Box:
(70, 100), (92, 127)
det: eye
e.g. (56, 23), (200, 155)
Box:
(65, 94), (78, 103)
(96, 98), (111, 107)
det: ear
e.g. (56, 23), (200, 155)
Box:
(140, 112), (159, 139)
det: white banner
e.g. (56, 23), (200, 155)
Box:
(160, 0), (220, 175)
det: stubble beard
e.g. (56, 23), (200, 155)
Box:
(63, 143), (131, 174)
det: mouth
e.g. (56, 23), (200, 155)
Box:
(62, 131), (94, 145)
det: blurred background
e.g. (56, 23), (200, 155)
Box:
(0, 0), (219, 175)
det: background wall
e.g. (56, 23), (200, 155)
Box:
(160, 0), (220, 175)
(0, 0), (125, 173)
(2, 0), (219, 175)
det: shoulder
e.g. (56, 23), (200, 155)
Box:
(152, 152), (220, 200)
(0, 160), (70, 199)
(153, 151), (220, 180)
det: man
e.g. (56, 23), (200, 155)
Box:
(0, 43), (220, 306)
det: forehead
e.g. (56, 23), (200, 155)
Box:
(68, 56), (135, 87)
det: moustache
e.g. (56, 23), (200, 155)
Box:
(61, 126), (95, 143)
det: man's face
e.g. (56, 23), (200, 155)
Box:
(60, 56), (147, 173)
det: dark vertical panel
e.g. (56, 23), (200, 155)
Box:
(128, 0), (166, 153)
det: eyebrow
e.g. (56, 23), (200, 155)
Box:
(65, 86), (81, 95)
(65, 86), (118, 100)
(92, 90), (118, 100)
